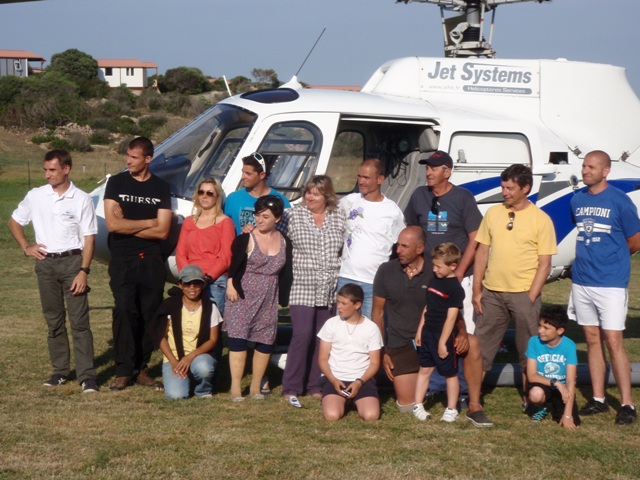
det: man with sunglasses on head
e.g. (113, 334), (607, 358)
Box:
(224, 152), (291, 235)
(472, 164), (557, 405)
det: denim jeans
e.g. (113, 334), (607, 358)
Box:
(162, 353), (217, 399)
(207, 274), (228, 316)
(336, 277), (373, 319)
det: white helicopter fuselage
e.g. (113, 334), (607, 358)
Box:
(91, 56), (640, 282)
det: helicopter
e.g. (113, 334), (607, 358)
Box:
(91, 0), (640, 287)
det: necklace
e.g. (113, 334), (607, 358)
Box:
(183, 302), (201, 314)
(404, 259), (423, 279)
(346, 316), (362, 336)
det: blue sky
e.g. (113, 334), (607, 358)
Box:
(2, 0), (638, 95)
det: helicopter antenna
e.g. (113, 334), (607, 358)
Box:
(295, 27), (326, 77)
(397, 0), (551, 58)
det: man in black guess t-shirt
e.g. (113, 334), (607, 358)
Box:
(104, 137), (172, 391)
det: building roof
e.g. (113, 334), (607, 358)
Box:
(0, 49), (46, 62)
(97, 59), (158, 69)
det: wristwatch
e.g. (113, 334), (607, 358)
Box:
(79, 267), (91, 275)
(550, 378), (557, 389)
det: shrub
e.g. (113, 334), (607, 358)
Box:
(138, 114), (167, 138)
(117, 137), (135, 155)
(68, 132), (93, 152)
(159, 67), (211, 94)
(49, 137), (72, 150)
(89, 117), (118, 133)
(89, 129), (112, 145)
(0, 72), (87, 128)
(117, 116), (141, 135)
(137, 89), (164, 111)
(31, 131), (56, 145)
(107, 85), (136, 109)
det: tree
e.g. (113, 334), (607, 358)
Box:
(251, 68), (280, 88)
(49, 48), (98, 81)
(48, 48), (106, 98)
(158, 67), (211, 95)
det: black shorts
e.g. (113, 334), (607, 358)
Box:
(321, 376), (379, 401)
(527, 382), (581, 425)
(386, 343), (420, 376)
(418, 328), (458, 377)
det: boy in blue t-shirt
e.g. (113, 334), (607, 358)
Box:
(525, 305), (581, 430)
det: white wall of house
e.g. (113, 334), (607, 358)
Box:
(0, 57), (29, 77)
(98, 66), (148, 89)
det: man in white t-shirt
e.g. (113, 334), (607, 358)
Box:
(337, 158), (405, 319)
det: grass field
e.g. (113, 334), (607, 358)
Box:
(1, 134), (639, 479)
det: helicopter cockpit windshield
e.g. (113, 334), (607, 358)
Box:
(149, 104), (257, 199)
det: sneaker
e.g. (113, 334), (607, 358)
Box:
(109, 375), (133, 391)
(81, 379), (99, 393)
(531, 407), (549, 422)
(615, 405), (637, 425)
(466, 409), (494, 427)
(43, 374), (68, 387)
(457, 396), (469, 412)
(441, 407), (459, 423)
(579, 399), (609, 416)
(413, 403), (431, 421)
(287, 396), (302, 408)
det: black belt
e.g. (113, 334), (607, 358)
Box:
(45, 249), (82, 258)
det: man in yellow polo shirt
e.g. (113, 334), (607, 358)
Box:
(472, 164), (557, 402)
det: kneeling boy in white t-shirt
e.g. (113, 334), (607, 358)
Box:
(317, 283), (383, 421)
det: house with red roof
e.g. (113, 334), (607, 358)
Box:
(0, 49), (46, 77)
(97, 59), (159, 90)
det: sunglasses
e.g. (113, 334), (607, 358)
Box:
(507, 211), (515, 230)
(251, 152), (267, 172)
(431, 196), (440, 215)
(182, 280), (205, 287)
(198, 189), (216, 197)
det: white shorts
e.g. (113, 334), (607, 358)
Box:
(569, 284), (628, 331)
(460, 275), (477, 335)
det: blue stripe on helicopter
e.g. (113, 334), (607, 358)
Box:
(459, 177), (640, 245)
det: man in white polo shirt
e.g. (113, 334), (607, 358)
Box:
(9, 149), (98, 393)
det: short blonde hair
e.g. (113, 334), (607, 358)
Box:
(301, 175), (339, 213)
(431, 242), (461, 266)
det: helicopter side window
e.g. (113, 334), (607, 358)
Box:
(256, 121), (322, 202)
(326, 131), (364, 194)
(449, 132), (531, 166)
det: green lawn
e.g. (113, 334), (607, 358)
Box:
(1, 166), (639, 479)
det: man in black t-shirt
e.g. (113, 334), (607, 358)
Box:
(104, 137), (172, 391)
(372, 227), (493, 427)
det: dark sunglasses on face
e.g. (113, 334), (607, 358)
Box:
(507, 211), (515, 230)
(198, 189), (216, 197)
(182, 280), (205, 287)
